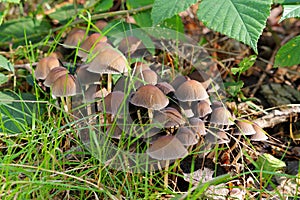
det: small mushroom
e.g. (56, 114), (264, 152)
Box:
(175, 127), (199, 146)
(170, 75), (189, 90)
(153, 107), (185, 130)
(63, 28), (85, 48)
(175, 80), (209, 102)
(95, 20), (108, 30)
(130, 84), (169, 122)
(99, 91), (125, 122)
(35, 56), (60, 80)
(251, 123), (268, 141)
(193, 100), (212, 118)
(189, 118), (206, 136)
(78, 33), (108, 60)
(206, 130), (230, 144)
(210, 107), (234, 129)
(51, 73), (79, 112)
(133, 69), (158, 89)
(147, 135), (188, 160)
(118, 36), (145, 58)
(233, 119), (256, 136)
(44, 66), (69, 87)
(86, 46), (128, 93)
(75, 65), (101, 86)
(155, 82), (175, 96)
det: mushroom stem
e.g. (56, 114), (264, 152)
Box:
(107, 74), (112, 93)
(60, 97), (71, 112)
(148, 109), (153, 123)
(164, 159), (170, 189)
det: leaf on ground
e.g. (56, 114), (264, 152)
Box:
(0, 17), (51, 46)
(0, 73), (8, 85)
(274, 35), (300, 67)
(197, 0), (272, 54)
(0, 55), (14, 72)
(280, 5), (300, 22)
(127, 0), (154, 27)
(151, 0), (198, 25)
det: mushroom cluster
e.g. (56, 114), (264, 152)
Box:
(34, 25), (268, 169)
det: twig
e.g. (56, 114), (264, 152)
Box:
(253, 105), (300, 128)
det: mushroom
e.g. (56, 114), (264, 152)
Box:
(35, 56), (60, 80)
(95, 20), (108, 30)
(86, 46), (128, 92)
(189, 118), (206, 136)
(251, 123), (268, 141)
(51, 73), (79, 112)
(209, 107), (234, 130)
(193, 100), (212, 119)
(130, 84), (169, 123)
(75, 65), (101, 87)
(206, 130), (230, 144)
(155, 82), (175, 96)
(44, 66), (69, 87)
(188, 69), (212, 90)
(63, 28), (85, 48)
(147, 135), (188, 188)
(78, 33), (108, 61)
(153, 107), (185, 133)
(133, 69), (158, 89)
(175, 127), (199, 146)
(233, 119), (256, 136)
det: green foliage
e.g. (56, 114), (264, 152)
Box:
(231, 55), (257, 78)
(0, 55), (14, 72)
(47, 4), (83, 23)
(127, 0), (154, 27)
(151, 0), (197, 25)
(86, 0), (114, 12)
(274, 35), (300, 67)
(280, 4), (300, 22)
(0, 17), (51, 47)
(0, 0), (20, 3)
(197, 0), (272, 54)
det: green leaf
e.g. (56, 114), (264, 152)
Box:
(0, 73), (8, 85)
(0, 12), (4, 26)
(197, 0), (272, 54)
(237, 55), (257, 73)
(0, 55), (14, 72)
(0, 0), (20, 3)
(256, 153), (286, 172)
(48, 4), (83, 23)
(151, 0), (198, 25)
(94, 0), (114, 12)
(280, 5), (300, 22)
(0, 17), (51, 47)
(274, 0), (300, 4)
(127, 0), (154, 27)
(224, 80), (244, 97)
(274, 35), (300, 67)
(160, 15), (184, 33)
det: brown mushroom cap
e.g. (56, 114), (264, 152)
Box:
(84, 85), (108, 103)
(153, 107), (185, 128)
(95, 20), (108, 30)
(206, 131), (230, 144)
(78, 33), (108, 59)
(130, 84), (169, 110)
(210, 107), (234, 126)
(147, 135), (188, 160)
(63, 28), (85, 48)
(175, 80), (209, 102)
(175, 127), (199, 146)
(188, 70), (212, 90)
(233, 119), (256, 136)
(86, 47), (128, 74)
(51, 74), (78, 97)
(133, 69), (158, 89)
(132, 62), (151, 75)
(156, 82), (175, 95)
(44, 66), (69, 87)
(170, 75), (189, 89)
(35, 56), (60, 80)
(99, 91), (125, 115)
(251, 123), (268, 141)
(193, 100), (212, 118)
(76, 65), (101, 86)
(189, 118), (206, 135)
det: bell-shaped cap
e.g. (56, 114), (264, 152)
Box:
(76, 65), (101, 86)
(44, 66), (68, 87)
(99, 91), (125, 115)
(51, 74), (78, 97)
(63, 28), (85, 48)
(189, 118), (206, 135)
(153, 107), (185, 128)
(147, 135), (188, 160)
(78, 33), (108, 59)
(210, 107), (234, 126)
(193, 100), (212, 118)
(233, 119), (256, 136)
(175, 80), (209, 102)
(251, 123), (268, 141)
(133, 69), (158, 89)
(35, 56), (60, 80)
(175, 127), (199, 146)
(130, 84), (169, 110)
(206, 131), (230, 144)
(156, 82), (175, 95)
